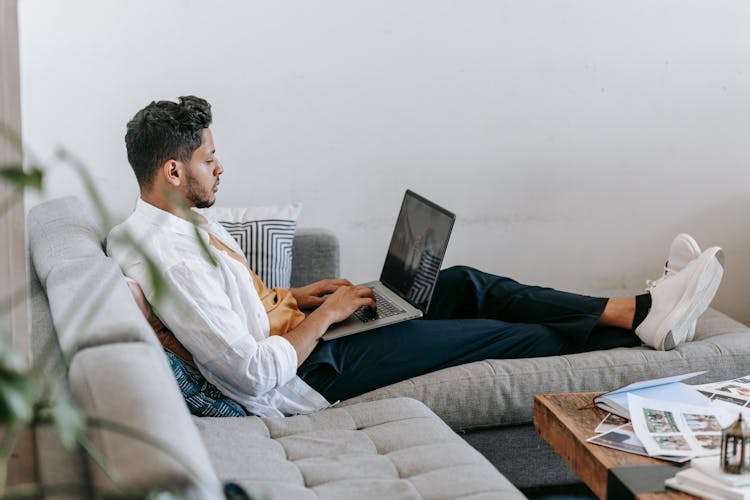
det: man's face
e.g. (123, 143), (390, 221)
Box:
(184, 128), (222, 209)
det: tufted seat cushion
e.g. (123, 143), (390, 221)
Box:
(194, 397), (523, 499)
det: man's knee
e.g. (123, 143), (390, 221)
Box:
(436, 266), (519, 303)
(440, 265), (499, 287)
(440, 265), (477, 281)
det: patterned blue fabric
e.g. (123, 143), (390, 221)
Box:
(164, 351), (248, 417)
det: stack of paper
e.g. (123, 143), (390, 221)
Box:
(666, 457), (750, 499)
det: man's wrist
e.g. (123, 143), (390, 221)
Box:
(307, 306), (336, 331)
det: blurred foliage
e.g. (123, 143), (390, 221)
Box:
(0, 335), (34, 427)
(0, 125), (227, 498)
(0, 167), (42, 192)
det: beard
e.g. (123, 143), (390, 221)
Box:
(185, 172), (216, 209)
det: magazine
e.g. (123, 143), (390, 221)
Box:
(594, 413), (628, 434)
(587, 422), (691, 463)
(627, 393), (735, 458)
(588, 373), (750, 461)
(694, 375), (750, 408)
(593, 371), (708, 419)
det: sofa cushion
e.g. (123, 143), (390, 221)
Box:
(290, 228), (340, 287)
(28, 196), (160, 353)
(28, 196), (105, 285)
(194, 397), (523, 500)
(343, 308), (750, 430)
(69, 343), (223, 498)
(43, 255), (160, 353)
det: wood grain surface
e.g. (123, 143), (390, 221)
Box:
(534, 392), (696, 499)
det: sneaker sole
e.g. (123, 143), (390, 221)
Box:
(685, 320), (697, 343)
(685, 248), (724, 343)
(661, 248), (724, 350)
(669, 234), (701, 343)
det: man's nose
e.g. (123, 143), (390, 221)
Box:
(215, 159), (224, 175)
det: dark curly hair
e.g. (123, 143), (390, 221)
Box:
(125, 96), (212, 188)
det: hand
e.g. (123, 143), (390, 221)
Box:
(290, 278), (353, 309)
(282, 284), (376, 364)
(316, 285), (376, 325)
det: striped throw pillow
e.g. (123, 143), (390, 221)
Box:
(198, 204), (302, 289)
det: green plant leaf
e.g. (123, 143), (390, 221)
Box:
(109, 229), (174, 308)
(0, 376), (34, 426)
(0, 347), (27, 376)
(144, 254), (170, 307)
(49, 386), (85, 450)
(164, 188), (218, 267)
(0, 339), (34, 427)
(0, 166), (43, 191)
(192, 222), (218, 267)
(55, 148), (111, 230)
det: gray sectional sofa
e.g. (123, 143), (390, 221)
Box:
(28, 196), (750, 499)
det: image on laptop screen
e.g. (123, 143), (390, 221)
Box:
(380, 191), (455, 313)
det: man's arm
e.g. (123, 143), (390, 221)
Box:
(154, 259), (302, 398)
(158, 261), (375, 396)
(284, 284), (376, 365)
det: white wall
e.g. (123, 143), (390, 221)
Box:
(19, 1), (750, 323)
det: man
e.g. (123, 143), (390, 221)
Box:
(108, 96), (725, 418)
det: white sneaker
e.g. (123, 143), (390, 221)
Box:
(646, 234), (702, 341)
(636, 246), (725, 350)
(666, 233), (702, 275)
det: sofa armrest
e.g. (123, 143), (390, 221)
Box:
(291, 228), (340, 287)
(70, 343), (224, 498)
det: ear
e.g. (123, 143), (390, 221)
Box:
(161, 159), (184, 188)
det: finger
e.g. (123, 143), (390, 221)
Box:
(359, 297), (377, 310)
(316, 282), (347, 295)
(354, 286), (375, 299)
(322, 279), (352, 293)
(305, 296), (327, 307)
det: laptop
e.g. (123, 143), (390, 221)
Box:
(322, 190), (455, 340)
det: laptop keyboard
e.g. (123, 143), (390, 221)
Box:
(353, 288), (406, 323)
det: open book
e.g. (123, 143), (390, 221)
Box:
(593, 371), (709, 419)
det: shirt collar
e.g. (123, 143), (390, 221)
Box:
(135, 197), (210, 238)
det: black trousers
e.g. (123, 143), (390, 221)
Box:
(298, 265), (640, 403)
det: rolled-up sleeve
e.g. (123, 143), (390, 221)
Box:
(156, 260), (298, 399)
(201, 335), (298, 399)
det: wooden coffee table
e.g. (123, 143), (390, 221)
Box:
(534, 392), (697, 499)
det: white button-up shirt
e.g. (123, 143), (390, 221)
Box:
(107, 198), (330, 417)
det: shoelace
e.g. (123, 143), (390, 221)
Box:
(645, 260), (674, 290)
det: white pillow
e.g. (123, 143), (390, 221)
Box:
(198, 203), (302, 288)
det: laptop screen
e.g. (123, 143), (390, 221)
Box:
(379, 190), (455, 313)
